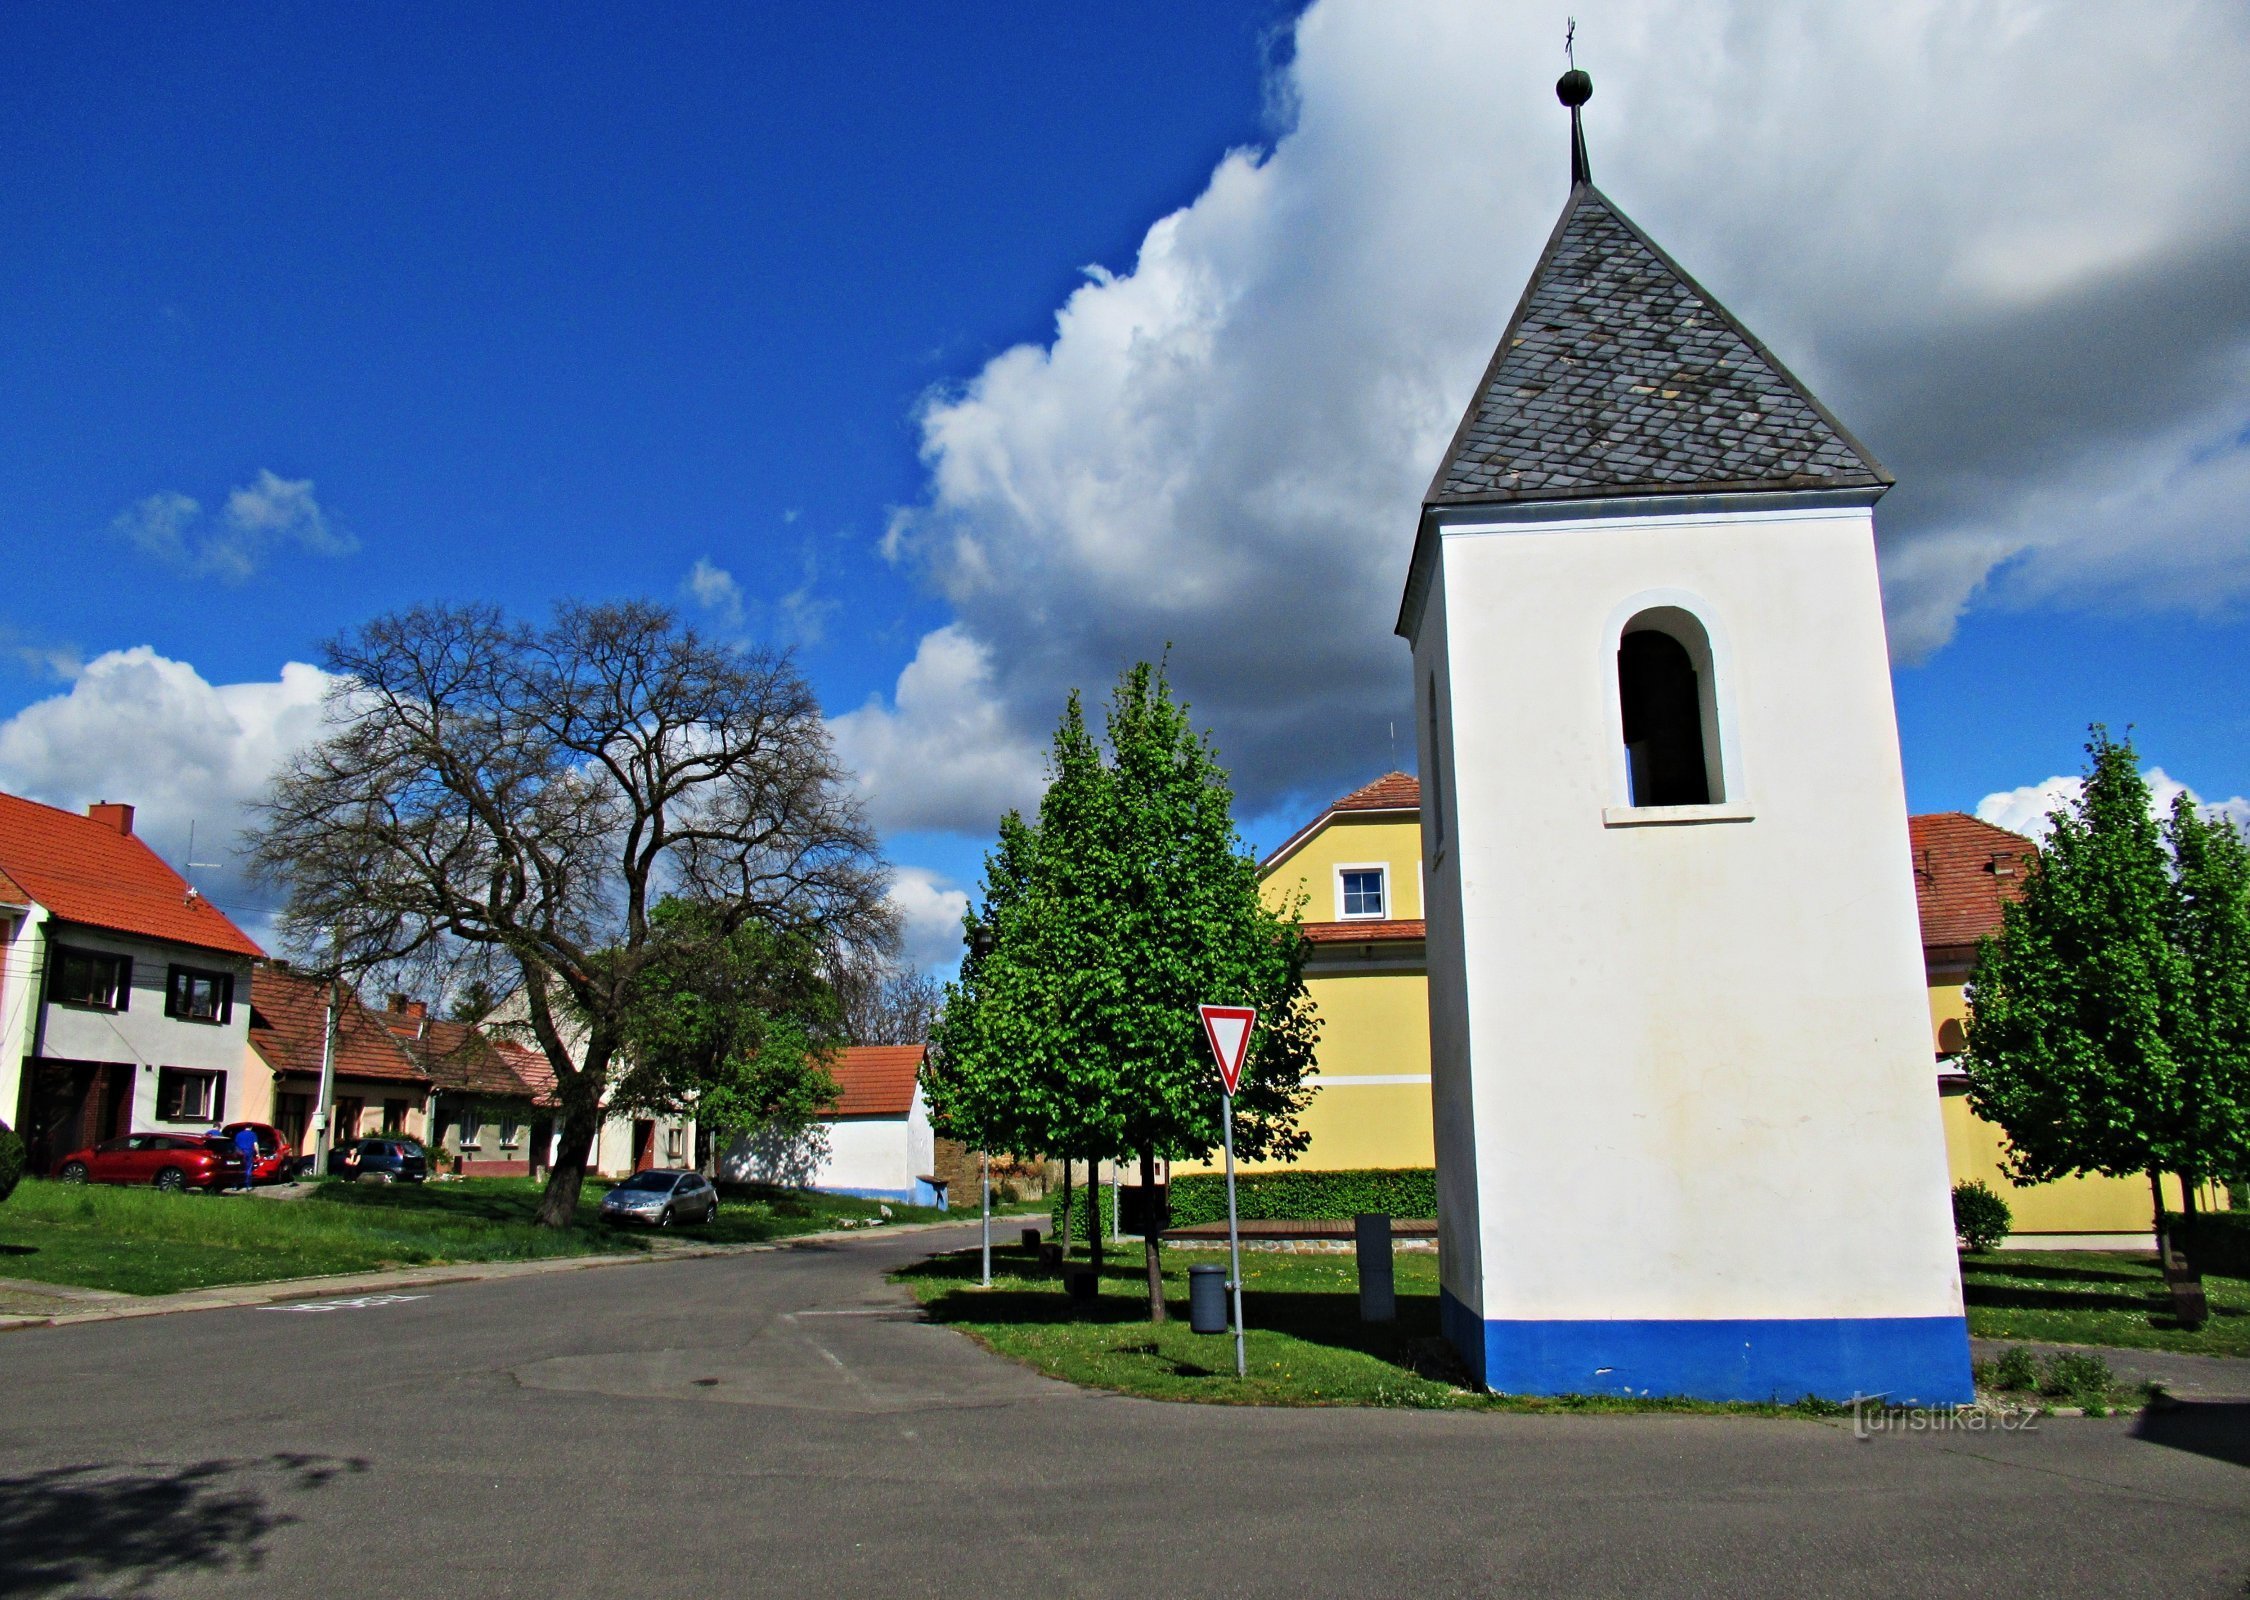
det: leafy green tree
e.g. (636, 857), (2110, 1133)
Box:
(609, 898), (845, 1151)
(0, 1120), (25, 1205)
(1965, 728), (2250, 1275)
(928, 662), (1319, 1320)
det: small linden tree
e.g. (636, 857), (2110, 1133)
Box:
(927, 661), (1320, 1321)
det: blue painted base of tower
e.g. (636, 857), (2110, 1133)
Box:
(1440, 1288), (1973, 1406)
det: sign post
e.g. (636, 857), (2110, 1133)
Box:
(1197, 1003), (1257, 1381)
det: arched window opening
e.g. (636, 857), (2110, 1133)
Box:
(1937, 1018), (1967, 1057)
(1617, 611), (1722, 807)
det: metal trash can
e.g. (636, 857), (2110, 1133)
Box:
(1188, 1264), (1229, 1334)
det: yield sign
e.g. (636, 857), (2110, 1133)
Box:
(1198, 1004), (1258, 1095)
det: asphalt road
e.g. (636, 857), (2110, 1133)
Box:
(1, 1224), (2245, 1599)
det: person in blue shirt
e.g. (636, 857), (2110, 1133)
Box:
(233, 1125), (260, 1193)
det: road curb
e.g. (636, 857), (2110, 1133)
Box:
(0, 1216), (982, 1333)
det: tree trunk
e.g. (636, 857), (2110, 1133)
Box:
(1056, 1158), (1074, 1263)
(533, 1095), (602, 1228)
(1141, 1148), (1165, 1323)
(2149, 1168), (2172, 1262)
(1088, 1159), (1104, 1276)
(2175, 1173), (2206, 1286)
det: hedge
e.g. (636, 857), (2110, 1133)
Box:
(1049, 1168), (1437, 1238)
(2176, 1211), (2250, 1280)
(0, 1122), (23, 1205)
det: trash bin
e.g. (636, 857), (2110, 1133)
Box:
(1188, 1264), (1229, 1334)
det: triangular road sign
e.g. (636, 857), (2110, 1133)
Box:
(1198, 1004), (1258, 1096)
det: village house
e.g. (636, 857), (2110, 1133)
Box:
(243, 960), (432, 1157)
(375, 997), (558, 1177)
(0, 793), (264, 1174)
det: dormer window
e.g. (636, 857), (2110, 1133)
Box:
(1338, 865), (1388, 920)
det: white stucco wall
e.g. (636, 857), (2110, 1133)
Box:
(720, 1087), (935, 1199)
(21, 919), (254, 1129)
(1410, 500), (1964, 1326)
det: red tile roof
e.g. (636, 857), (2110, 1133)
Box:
(1333, 772), (1421, 812)
(247, 963), (429, 1086)
(0, 791), (262, 957)
(0, 866), (27, 910)
(1302, 918), (1428, 945)
(829, 1044), (925, 1119)
(491, 1040), (559, 1105)
(1262, 772), (1425, 872)
(1910, 812), (2035, 954)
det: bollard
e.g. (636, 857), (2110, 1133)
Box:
(1038, 1241), (1063, 1272)
(1188, 1264), (1229, 1334)
(1064, 1266), (1099, 1302)
(1356, 1213), (1395, 1324)
(1021, 1226), (1043, 1252)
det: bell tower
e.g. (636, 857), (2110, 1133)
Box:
(1398, 71), (1971, 1403)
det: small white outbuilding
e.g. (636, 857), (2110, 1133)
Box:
(721, 1044), (944, 1208)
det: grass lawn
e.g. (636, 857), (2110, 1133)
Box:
(0, 1176), (951, 1297)
(894, 1242), (1849, 1415)
(1961, 1249), (2250, 1358)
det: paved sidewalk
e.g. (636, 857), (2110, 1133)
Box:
(1970, 1336), (2250, 1401)
(0, 1216), (970, 1333)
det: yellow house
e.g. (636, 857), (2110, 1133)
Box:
(1177, 773), (1433, 1176)
(1190, 774), (2222, 1244)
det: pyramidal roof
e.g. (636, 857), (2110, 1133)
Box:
(1426, 184), (1889, 509)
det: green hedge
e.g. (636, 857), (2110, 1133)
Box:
(1168, 1167), (1436, 1227)
(0, 1122), (23, 1205)
(2176, 1211), (2250, 1280)
(1048, 1167), (1440, 1239)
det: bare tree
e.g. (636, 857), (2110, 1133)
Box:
(834, 955), (944, 1045)
(250, 599), (893, 1226)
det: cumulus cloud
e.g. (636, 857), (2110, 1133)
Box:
(887, 865), (971, 975)
(1976, 766), (2250, 844)
(0, 648), (338, 933)
(114, 470), (356, 581)
(684, 549), (836, 647)
(828, 625), (1045, 834)
(877, 0), (2250, 823)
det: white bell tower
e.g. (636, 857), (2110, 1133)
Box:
(1399, 70), (1971, 1403)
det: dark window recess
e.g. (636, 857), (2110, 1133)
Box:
(1618, 630), (1712, 807)
(52, 946), (131, 1010)
(166, 965), (234, 1023)
(157, 1067), (225, 1123)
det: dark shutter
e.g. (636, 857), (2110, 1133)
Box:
(114, 953), (131, 1011)
(211, 1070), (228, 1122)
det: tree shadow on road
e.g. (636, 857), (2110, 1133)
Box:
(0, 1453), (366, 1598)
(2131, 1402), (2250, 1471)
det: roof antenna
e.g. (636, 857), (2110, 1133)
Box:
(183, 819), (219, 905)
(1558, 18), (1592, 188)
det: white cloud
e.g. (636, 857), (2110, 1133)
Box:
(828, 625), (1045, 835)
(887, 865), (971, 975)
(684, 557), (745, 626)
(114, 470), (355, 581)
(0, 648), (338, 933)
(877, 0), (2250, 818)
(1976, 766), (2250, 844)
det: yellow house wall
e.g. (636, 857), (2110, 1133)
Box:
(1261, 815), (1424, 923)
(1927, 976), (2216, 1236)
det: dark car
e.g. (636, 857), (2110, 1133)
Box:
(328, 1137), (429, 1184)
(599, 1169), (719, 1227)
(55, 1133), (243, 1192)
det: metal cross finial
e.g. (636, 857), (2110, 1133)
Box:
(1555, 18), (1592, 186)
(1565, 16), (1576, 68)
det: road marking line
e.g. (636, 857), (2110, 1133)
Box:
(257, 1293), (432, 1313)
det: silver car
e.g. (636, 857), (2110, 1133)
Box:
(599, 1169), (719, 1228)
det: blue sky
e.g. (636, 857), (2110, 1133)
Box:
(5, 2), (2248, 970)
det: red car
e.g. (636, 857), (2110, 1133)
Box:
(55, 1134), (243, 1192)
(217, 1122), (294, 1183)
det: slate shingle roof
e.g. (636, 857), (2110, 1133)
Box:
(1427, 186), (1889, 508)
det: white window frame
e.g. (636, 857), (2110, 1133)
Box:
(455, 1108), (480, 1150)
(666, 1126), (686, 1163)
(1333, 863), (1389, 921)
(498, 1115), (520, 1149)
(156, 1067), (219, 1123)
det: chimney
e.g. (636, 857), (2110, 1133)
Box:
(387, 994), (428, 1021)
(88, 801), (135, 836)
